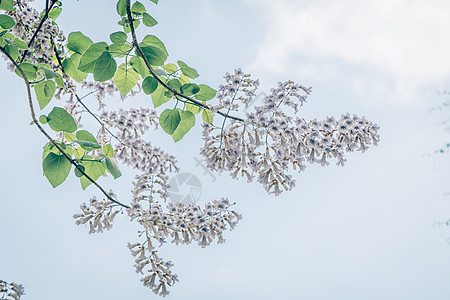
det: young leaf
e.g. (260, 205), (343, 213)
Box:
(113, 64), (140, 96)
(177, 60), (199, 79)
(142, 76), (158, 95)
(110, 31), (127, 45)
(180, 83), (200, 96)
(167, 79), (181, 93)
(130, 56), (150, 78)
(66, 31), (93, 55)
(74, 165), (85, 178)
(116, 0), (127, 16)
(195, 84), (217, 101)
(142, 13), (157, 27)
(131, 1), (146, 14)
(79, 158), (106, 190)
(139, 45), (167, 66)
(78, 42), (108, 73)
(151, 83), (170, 107)
(62, 54), (88, 82)
(0, 0), (14, 11)
(159, 108), (181, 135)
(102, 144), (115, 158)
(163, 63), (177, 74)
(93, 52), (117, 82)
(141, 35), (168, 55)
(74, 140), (102, 150)
(76, 130), (98, 143)
(43, 152), (71, 188)
(13, 37), (27, 49)
(202, 109), (214, 124)
(172, 110), (195, 142)
(100, 154), (122, 179)
(39, 66), (60, 80)
(0, 14), (15, 29)
(35, 80), (56, 109)
(15, 62), (38, 80)
(47, 107), (78, 133)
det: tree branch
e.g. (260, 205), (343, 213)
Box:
(124, 0), (245, 123)
(1, 47), (130, 209)
(18, 0), (58, 64)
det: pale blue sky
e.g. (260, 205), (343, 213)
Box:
(2, 1), (450, 299)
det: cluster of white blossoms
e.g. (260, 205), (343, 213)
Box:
(0, 280), (25, 300)
(212, 68), (260, 112)
(73, 194), (121, 234)
(201, 70), (380, 195)
(127, 198), (242, 247)
(128, 241), (176, 297)
(8, 0), (65, 66)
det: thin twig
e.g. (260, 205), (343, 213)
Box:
(1, 47), (130, 209)
(124, 0), (244, 123)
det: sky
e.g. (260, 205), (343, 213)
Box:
(2, 0), (450, 299)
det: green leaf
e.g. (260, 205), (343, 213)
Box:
(0, 14), (15, 29)
(14, 37), (27, 49)
(39, 115), (48, 124)
(102, 144), (115, 158)
(149, 0), (158, 4)
(110, 31), (127, 45)
(5, 44), (18, 60)
(172, 110), (195, 142)
(43, 152), (71, 188)
(64, 132), (77, 142)
(15, 62), (38, 80)
(39, 66), (60, 79)
(108, 43), (131, 58)
(79, 157), (106, 190)
(142, 76), (158, 95)
(66, 31), (93, 55)
(35, 80), (56, 109)
(141, 35), (168, 56)
(129, 56), (150, 78)
(131, 1), (146, 14)
(113, 64), (140, 96)
(195, 84), (217, 101)
(42, 141), (71, 160)
(116, 0), (127, 16)
(185, 102), (202, 114)
(202, 109), (214, 124)
(74, 165), (85, 178)
(48, 7), (62, 20)
(74, 140), (102, 150)
(180, 83), (200, 96)
(163, 63), (177, 74)
(93, 52), (117, 82)
(76, 130), (97, 143)
(151, 83), (170, 107)
(100, 154), (122, 179)
(142, 13), (157, 27)
(78, 42), (108, 73)
(159, 108), (181, 135)
(167, 79), (181, 92)
(63, 53), (87, 82)
(0, 0), (14, 11)
(177, 60), (199, 79)
(47, 107), (78, 133)
(139, 46), (167, 66)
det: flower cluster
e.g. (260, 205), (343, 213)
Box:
(211, 68), (260, 112)
(8, 0), (65, 66)
(0, 280), (25, 300)
(73, 195), (121, 234)
(127, 199), (241, 247)
(201, 72), (380, 195)
(128, 241), (177, 297)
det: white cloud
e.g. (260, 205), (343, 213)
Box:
(246, 0), (450, 104)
